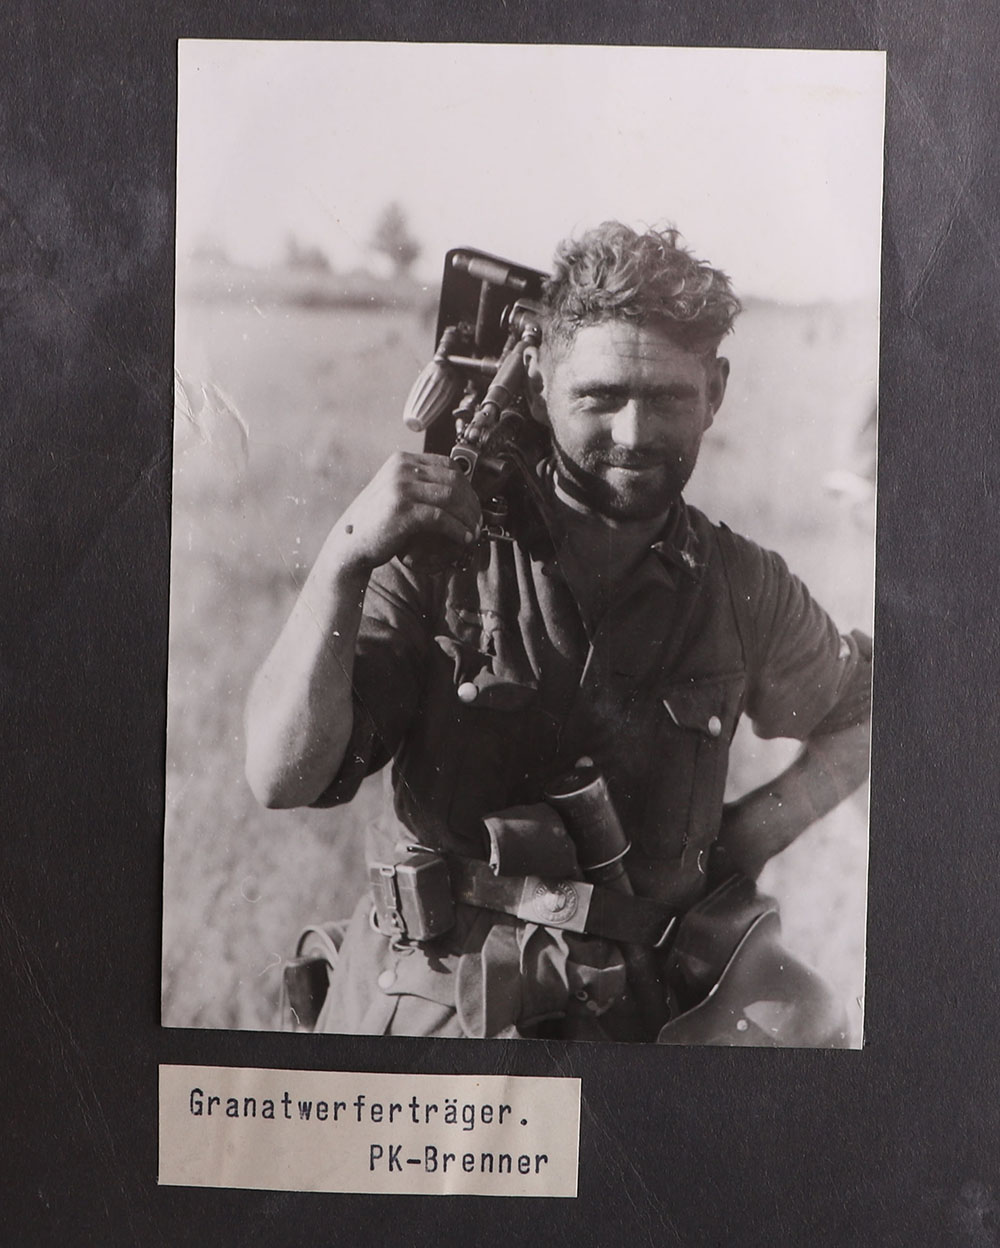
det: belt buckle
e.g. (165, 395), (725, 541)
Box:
(515, 876), (592, 933)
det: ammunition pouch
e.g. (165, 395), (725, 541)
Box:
(484, 803), (579, 878)
(369, 852), (456, 944)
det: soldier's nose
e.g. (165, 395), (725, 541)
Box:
(611, 400), (654, 448)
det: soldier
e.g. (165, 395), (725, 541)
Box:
(245, 222), (871, 1045)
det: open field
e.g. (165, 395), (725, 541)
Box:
(163, 271), (876, 1041)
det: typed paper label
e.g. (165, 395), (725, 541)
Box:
(159, 1065), (580, 1196)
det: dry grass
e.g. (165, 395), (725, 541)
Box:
(163, 276), (875, 1043)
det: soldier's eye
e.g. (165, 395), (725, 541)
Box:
(578, 389), (624, 410)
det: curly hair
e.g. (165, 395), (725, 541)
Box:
(542, 222), (741, 353)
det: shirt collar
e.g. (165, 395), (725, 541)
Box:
(536, 458), (703, 566)
(649, 503), (707, 583)
(528, 458), (708, 592)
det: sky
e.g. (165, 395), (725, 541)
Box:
(176, 42), (886, 304)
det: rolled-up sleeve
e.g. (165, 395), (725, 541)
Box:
(310, 559), (435, 808)
(732, 537), (872, 742)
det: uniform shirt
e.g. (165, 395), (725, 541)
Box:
(310, 489), (871, 1040)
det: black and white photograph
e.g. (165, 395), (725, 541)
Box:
(164, 41), (885, 1047)
(12, 0), (1000, 1238)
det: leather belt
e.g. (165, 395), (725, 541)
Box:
(449, 857), (678, 948)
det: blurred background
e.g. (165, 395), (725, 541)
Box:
(163, 43), (884, 1042)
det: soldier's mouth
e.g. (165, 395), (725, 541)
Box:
(599, 458), (665, 473)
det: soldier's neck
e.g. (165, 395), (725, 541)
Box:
(551, 486), (672, 629)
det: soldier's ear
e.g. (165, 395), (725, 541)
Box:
(705, 356), (729, 426)
(522, 345), (550, 425)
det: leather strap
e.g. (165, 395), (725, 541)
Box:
(715, 522), (756, 677)
(449, 857), (677, 948)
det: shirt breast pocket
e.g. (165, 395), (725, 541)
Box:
(636, 672), (746, 864)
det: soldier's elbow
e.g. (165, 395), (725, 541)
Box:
(244, 727), (323, 809)
(245, 753), (301, 809)
(244, 690), (307, 808)
(245, 736), (345, 809)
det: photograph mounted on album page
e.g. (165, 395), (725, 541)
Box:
(163, 40), (885, 1051)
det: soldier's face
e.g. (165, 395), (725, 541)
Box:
(537, 320), (728, 521)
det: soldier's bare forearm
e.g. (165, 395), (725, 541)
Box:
(711, 719), (871, 881)
(244, 529), (373, 809)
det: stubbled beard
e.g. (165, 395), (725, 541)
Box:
(550, 435), (693, 521)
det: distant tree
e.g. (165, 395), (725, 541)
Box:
(284, 235), (332, 273)
(369, 201), (421, 278)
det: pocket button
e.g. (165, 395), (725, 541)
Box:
(707, 715), (722, 738)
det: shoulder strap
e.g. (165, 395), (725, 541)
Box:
(713, 523), (757, 675)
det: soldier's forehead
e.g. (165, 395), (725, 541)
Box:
(553, 322), (708, 374)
